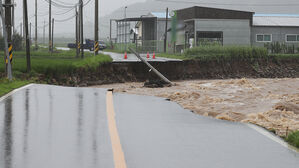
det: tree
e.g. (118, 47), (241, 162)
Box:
(0, 33), (23, 51)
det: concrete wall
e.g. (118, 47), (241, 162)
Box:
(194, 19), (251, 46)
(251, 26), (299, 47)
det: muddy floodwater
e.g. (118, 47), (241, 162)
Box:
(95, 78), (299, 137)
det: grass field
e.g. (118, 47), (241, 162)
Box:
(0, 49), (112, 76)
(0, 48), (112, 95)
(0, 79), (31, 97)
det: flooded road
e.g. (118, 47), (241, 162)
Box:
(0, 84), (299, 168)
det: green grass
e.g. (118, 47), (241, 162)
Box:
(184, 46), (268, 61)
(0, 48), (112, 96)
(158, 46), (299, 61)
(0, 79), (31, 97)
(0, 49), (112, 76)
(269, 54), (299, 59)
(286, 131), (299, 148)
(158, 46), (268, 61)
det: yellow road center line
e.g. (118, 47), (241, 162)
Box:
(106, 91), (127, 168)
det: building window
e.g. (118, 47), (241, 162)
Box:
(286, 34), (299, 42)
(197, 31), (223, 46)
(256, 34), (272, 42)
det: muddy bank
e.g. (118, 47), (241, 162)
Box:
(94, 78), (299, 137)
(41, 57), (299, 86)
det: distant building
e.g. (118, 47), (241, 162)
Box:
(176, 6), (253, 51)
(252, 14), (299, 46)
(115, 6), (299, 53)
(115, 12), (171, 52)
(176, 6), (299, 51)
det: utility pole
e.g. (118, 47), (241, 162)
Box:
(1, 0), (12, 80)
(75, 7), (79, 58)
(164, 7), (168, 53)
(23, 0), (31, 72)
(43, 20), (45, 44)
(20, 22), (22, 36)
(29, 22), (31, 41)
(4, 0), (12, 72)
(79, 0), (84, 58)
(12, 0), (14, 35)
(49, 0), (51, 52)
(109, 19), (113, 49)
(94, 0), (99, 55)
(35, 0), (38, 50)
(51, 18), (54, 52)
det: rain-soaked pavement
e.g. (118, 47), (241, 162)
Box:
(0, 84), (299, 168)
(101, 51), (182, 63)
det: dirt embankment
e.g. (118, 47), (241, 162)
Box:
(95, 78), (299, 137)
(38, 57), (299, 86)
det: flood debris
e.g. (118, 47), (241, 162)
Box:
(93, 78), (299, 137)
(144, 80), (171, 88)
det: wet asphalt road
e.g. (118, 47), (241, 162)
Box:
(52, 47), (182, 63)
(100, 51), (182, 63)
(0, 84), (299, 168)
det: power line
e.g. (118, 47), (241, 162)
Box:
(43, 0), (77, 8)
(42, 0), (92, 9)
(53, 0), (76, 6)
(31, 7), (75, 18)
(55, 14), (76, 22)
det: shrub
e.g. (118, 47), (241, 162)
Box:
(286, 131), (299, 148)
(0, 33), (23, 51)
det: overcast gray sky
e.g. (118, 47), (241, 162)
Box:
(13, 0), (145, 38)
(11, 0), (299, 40)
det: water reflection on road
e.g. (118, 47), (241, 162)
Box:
(0, 85), (114, 168)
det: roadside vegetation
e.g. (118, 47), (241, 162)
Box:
(184, 46), (268, 60)
(0, 48), (112, 94)
(0, 49), (112, 77)
(0, 79), (31, 97)
(286, 131), (299, 149)
(158, 45), (299, 60)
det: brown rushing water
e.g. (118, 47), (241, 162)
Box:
(93, 78), (299, 137)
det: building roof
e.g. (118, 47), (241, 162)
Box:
(115, 12), (170, 22)
(176, 6), (254, 22)
(253, 14), (299, 27)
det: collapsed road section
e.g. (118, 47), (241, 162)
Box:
(0, 84), (298, 168)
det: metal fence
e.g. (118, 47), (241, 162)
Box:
(114, 40), (165, 53)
